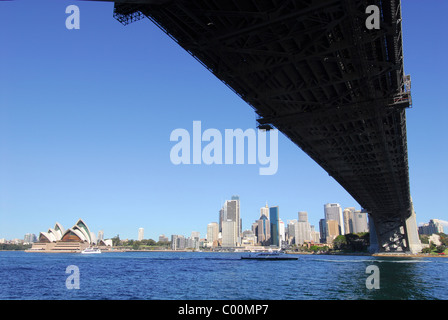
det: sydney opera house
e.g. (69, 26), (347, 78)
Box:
(28, 219), (112, 252)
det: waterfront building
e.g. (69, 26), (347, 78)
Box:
(138, 228), (144, 241)
(319, 219), (327, 243)
(270, 206), (280, 246)
(326, 220), (339, 244)
(29, 219), (110, 252)
(343, 207), (355, 234)
(342, 207), (369, 234)
(220, 196), (241, 245)
(171, 234), (186, 250)
(207, 222), (219, 247)
(191, 231), (200, 240)
(418, 219), (445, 235)
(219, 208), (224, 233)
(251, 222), (258, 238)
(159, 234), (169, 243)
(352, 210), (369, 233)
(310, 226), (320, 243)
(221, 220), (237, 247)
(295, 211), (311, 245)
(24, 233), (37, 244)
(255, 207), (271, 245)
(286, 220), (297, 245)
(324, 203), (344, 235)
(260, 202), (269, 219)
(98, 230), (104, 242)
(241, 230), (257, 246)
(279, 219), (285, 246)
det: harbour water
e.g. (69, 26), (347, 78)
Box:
(0, 251), (446, 300)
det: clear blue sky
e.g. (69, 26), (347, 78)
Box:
(0, 0), (447, 241)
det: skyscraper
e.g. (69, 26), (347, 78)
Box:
(279, 219), (285, 246)
(255, 214), (271, 245)
(207, 222), (219, 245)
(324, 203), (344, 235)
(222, 220), (237, 247)
(24, 233), (37, 244)
(138, 228), (144, 241)
(295, 211), (311, 245)
(220, 196), (241, 244)
(319, 219), (327, 243)
(270, 206), (280, 246)
(326, 220), (339, 244)
(343, 207), (355, 234)
(418, 219), (445, 235)
(260, 202), (269, 219)
(97, 230), (104, 242)
(219, 208), (224, 233)
(352, 210), (369, 233)
(310, 226), (320, 243)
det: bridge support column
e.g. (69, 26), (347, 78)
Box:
(368, 209), (422, 254)
(404, 205), (423, 254)
(368, 214), (409, 253)
(368, 214), (379, 253)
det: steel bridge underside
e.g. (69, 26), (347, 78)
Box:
(110, 0), (413, 251)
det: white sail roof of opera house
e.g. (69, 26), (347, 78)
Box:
(38, 219), (97, 245)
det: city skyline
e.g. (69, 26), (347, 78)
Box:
(5, 197), (447, 243)
(1, 1), (447, 241)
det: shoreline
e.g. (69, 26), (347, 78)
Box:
(10, 249), (446, 257)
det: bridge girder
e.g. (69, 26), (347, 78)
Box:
(110, 0), (413, 252)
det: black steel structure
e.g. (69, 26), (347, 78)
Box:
(96, 0), (414, 252)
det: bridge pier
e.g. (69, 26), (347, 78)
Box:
(368, 207), (422, 254)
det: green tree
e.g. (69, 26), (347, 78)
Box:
(435, 245), (446, 254)
(333, 235), (347, 250)
(111, 234), (121, 246)
(438, 233), (448, 246)
(421, 247), (432, 254)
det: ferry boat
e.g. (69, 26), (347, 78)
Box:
(241, 251), (298, 260)
(81, 247), (101, 254)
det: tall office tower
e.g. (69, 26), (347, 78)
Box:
(256, 214), (271, 245)
(319, 219), (327, 243)
(191, 231), (200, 240)
(324, 203), (344, 235)
(222, 220), (237, 247)
(171, 234), (184, 250)
(24, 233), (37, 243)
(231, 195), (242, 237)
(295, 211), (311, 245)
(241, 230), (257, 246)
(286, 220), (297, 245)
(298, 211), (308, 222)
(138, 228), (144, 241)
(260, 202), (269, 218)
(270, 206), (280, 246)
(352, 210), (369, 233)
(97, 230), (104, 242)
(343, 207), (355, 234)
(219, 208), (224, 233)
(326, 220), (340, 244)
(221, 196), (241, 244)
(432, 219), (445, 233)
(310, 226), (320, 243)
(278, 219), (285, 246)
(207, 222), (219, 245)
(158, 234), (169, 243)
(419, 219), (445, 235)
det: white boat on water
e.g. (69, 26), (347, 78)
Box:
(241, 250), (298, 260)
(81, 247), (101, 254)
